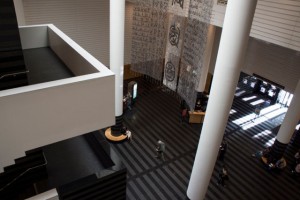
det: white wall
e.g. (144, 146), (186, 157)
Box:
(0, 25), (115, 171)
(208, 26), (300, 93)
(210, 0), (300, 52)
(13, 0), (26, 26)
(0, 74), (115, 171)
(19, 25), (48, 49)
(25, 189), (58, 200)
(242, 38), (300, 92)
(20, 0), (300, 66)
(23, 0), (110, 66)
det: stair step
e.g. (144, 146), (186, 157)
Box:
(14, 153), (45, 166)
(3, 159), (46, 173)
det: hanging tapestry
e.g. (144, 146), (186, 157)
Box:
(177, 0), (213, 109)
(131, 0), (169, 81)
(163, 14), (186, 91)
(168, 0), (190, 17)
(130, 0), (213, 109)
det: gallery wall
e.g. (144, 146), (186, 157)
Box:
(211, 0), (300, 52)
(16, 0), (300, 91)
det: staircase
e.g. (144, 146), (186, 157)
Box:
(0, 150), (48, 200)
(0, 0), (28, 90)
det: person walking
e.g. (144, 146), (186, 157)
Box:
(155, 140), (166, 161)
(217, 165), (229, 187)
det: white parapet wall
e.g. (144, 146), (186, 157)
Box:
(25, 189), (59, 200)
(0, 24), (115, 172)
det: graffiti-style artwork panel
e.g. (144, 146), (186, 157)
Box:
(177, 0), (213, 109)
(165, 14), (186, 56)
(177, 62), (198, 108)
(188, 0), (213, 23)
(168, 0), (190, 17)
(163, 14), (186, 91)
(131, 0), (169, 81)
(163, 53), (180, 91)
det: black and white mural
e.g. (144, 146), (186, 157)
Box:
(131, 0), (169, 80)
(163, 14), (186, 91)
(131, 0), (213, 109)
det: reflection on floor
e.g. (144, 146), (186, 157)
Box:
(105, 76), (300, 200)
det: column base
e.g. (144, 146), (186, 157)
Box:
(111, 115), (124, 136)
(263, 139), (288, 163)
(291, 129), (300, 147)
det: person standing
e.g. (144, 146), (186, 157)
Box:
(127, 92), (132, 110)
(254, 106), (261, 120)
(126, 129), (132, 142)
(218, 139), (228, 161)
(155, 140), (166, 160)
(180, 100), (188, 123)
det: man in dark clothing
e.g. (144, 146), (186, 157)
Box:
(155, 140), (166, 161)
(217, 165), (229, 187)
(218, 140), (228, 161)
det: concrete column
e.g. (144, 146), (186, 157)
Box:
(276, 79), (300, 144)
(196, 25), (216, 92)
(110, 0), (125, 123)
(269, 79), (300, 159)
(187, 0), (257, 199)
(13, 0), (26, 26)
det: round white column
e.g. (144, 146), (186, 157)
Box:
(276, 79), (300, 144)
(110, 0), (125, 117)
(187, 0), (257, 199)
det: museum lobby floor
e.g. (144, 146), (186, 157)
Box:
(103, 76), (300, 200)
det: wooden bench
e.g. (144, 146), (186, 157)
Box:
(189, 111), (205, 123)
(105, 128), (127, 142)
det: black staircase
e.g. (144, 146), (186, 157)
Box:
(0, 150), (48, 200)
(57, 170), (127, 200)
(0, 0), (28, 90)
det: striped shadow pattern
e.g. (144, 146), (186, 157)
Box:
(103, 77), (300, 200)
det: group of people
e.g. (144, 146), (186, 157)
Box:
(121, 126), (166, 162)
(291, 149), (300, 176)
(252, 147), (288, 171)
(217, 139), (229, 187)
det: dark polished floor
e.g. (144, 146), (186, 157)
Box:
(104, 76), (300, 200)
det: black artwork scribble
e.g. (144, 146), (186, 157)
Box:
(169, 24), (180, 47)
(165, 61), (176, 81)
(172, 0), (184, 9)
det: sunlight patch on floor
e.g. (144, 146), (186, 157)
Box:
(242, 96), (257, 101)
(253, 130), (272, 139)
(250, 99), (265, 106)
(232, 104), (286, 128)
(235, 90), (246, 97)
(230, 109), (237, 114)
(242, 107), (287, 130)
(265, 137), (276, 147)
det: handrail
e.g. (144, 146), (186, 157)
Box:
(0, 70), (29, 80)
(0, 152), (47, 193)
